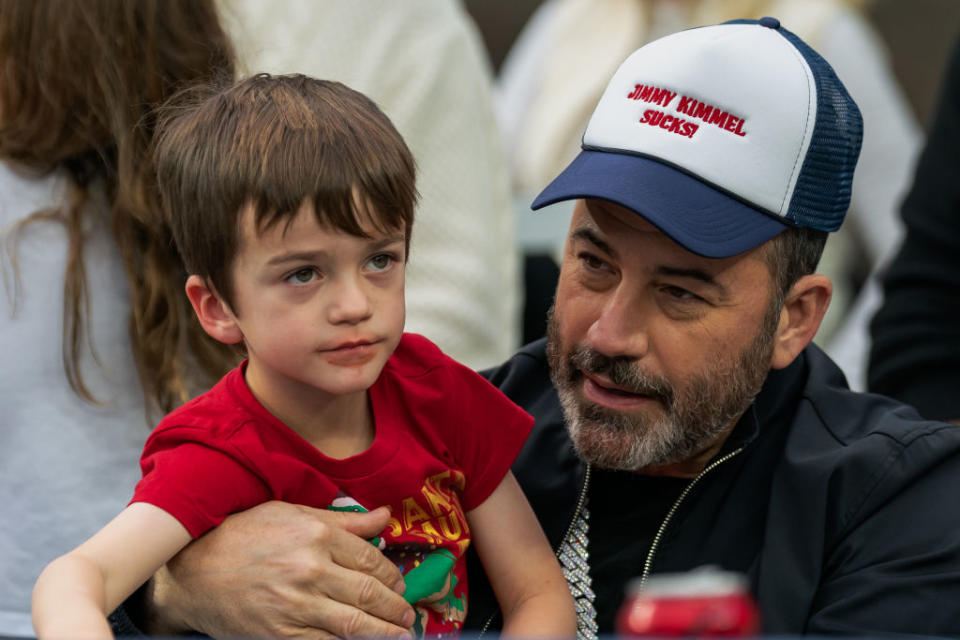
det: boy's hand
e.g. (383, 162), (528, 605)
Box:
(142, 501), (415, 638)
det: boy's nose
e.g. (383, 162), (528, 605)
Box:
(328, 277), (373, 325)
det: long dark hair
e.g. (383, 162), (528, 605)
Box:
(0, 0), (239, 415)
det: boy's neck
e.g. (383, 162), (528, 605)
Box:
(243, 364), (375, 459)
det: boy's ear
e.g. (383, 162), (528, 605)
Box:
(185, 275), (244, 345)
(770, 274), (832, 370)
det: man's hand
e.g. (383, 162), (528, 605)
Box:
(142, 501), (415, 638)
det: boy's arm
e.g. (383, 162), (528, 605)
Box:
(468, 471), (577, 638)
(33, 502), (191, 639)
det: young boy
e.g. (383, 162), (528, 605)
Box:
(31, 75), (576, 639)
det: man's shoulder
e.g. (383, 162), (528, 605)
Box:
(798, 345), (956, 447)
(775, 345), (960, 499)
(757, 347), (960, 636)
(479, 338), (552, 398)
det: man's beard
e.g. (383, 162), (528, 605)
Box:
(546, 304), (778, 472)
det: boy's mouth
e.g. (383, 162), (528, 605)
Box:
(320, 338), (381, 366)
(333, 339), (374, 350)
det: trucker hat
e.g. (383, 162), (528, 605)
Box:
(531, 17), (863, 258)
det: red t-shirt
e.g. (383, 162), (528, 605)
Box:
(131, 333), (533, 636)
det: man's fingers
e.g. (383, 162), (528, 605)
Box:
(308, 507), (406, 593)
(294, 505), (413, 628)
(321, 505), (391, 538)
(294, 631), (338, 640)
(337, 533), (404, 590)
(312, 559), (415, 631)
(297, 597), (413, 640)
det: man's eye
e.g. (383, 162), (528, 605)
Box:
(286, 268), (317, 284)
(663, 286), (698, 301)
(368, 254), (393, 271)
(580, 253), (606, 271)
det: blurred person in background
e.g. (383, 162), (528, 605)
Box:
(869, 31), (960, 424)
(496, 0), (921, 390)
(0, 1), (236, 636)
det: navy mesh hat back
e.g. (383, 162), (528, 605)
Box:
(739, 19), (864, 231)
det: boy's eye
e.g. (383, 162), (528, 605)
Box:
(286, 268), (318, 285)
(368, 254), (393, 271)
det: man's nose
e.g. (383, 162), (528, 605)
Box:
(585, 287), (649, 360)
(328, 275), (373, 325)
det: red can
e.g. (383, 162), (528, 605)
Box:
(616, 567), (760, 637)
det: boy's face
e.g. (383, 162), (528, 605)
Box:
(226, 201), (406, 405)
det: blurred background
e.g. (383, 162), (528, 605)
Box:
(465, 0), (960, 128)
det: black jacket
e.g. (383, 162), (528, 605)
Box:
(466, 339), (960, 636)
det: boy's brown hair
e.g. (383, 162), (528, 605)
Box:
(154, 73), (417, 308)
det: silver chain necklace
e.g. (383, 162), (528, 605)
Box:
(558, 499), (598, 640)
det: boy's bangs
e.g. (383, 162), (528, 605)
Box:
(156, 74), (417, 307)
(237, 77), (416, 242)
(252, 179), (411, 244)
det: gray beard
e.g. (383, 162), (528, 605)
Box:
(545, 307), (776, 471)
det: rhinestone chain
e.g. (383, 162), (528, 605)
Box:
(558, 503), (597, 640)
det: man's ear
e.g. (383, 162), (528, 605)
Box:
(770, 274), (832, 370)
(185, 275), (244, 345)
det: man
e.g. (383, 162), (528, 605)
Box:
(115, 18), (960, 639)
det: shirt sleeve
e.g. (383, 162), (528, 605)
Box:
(444, 360), (535, 511)
(131, 435), (271, 538)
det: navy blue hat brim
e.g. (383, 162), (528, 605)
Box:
(531, 150), (788, 258)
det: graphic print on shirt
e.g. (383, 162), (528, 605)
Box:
(328, 469), (470, 638)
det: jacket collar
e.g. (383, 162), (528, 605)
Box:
(720, 348), (809, 456)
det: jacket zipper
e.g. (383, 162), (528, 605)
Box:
(478, 463), (593, 636)
(636, 446), (745, 591)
